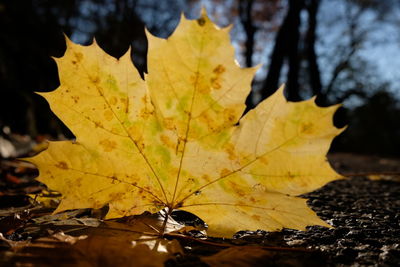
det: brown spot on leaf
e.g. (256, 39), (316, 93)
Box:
(137, 141), (145, 151)
(141, 95), (148, 105)
(139, 107), (153, 119)
(190, 72), (200, 85)
(120, 97), (128, 113)
(210, 65), (225, 90)
(213, 64), (226, 74)
(252, 183), (266, 192)
(199, 111), (217, 131)
(220, 168), (231, 178)
(202, 174), (212, 182)
(55, 161), (68, 169)
(127, 126), (144, 144)
(197, 17), (206, 26)
(90, 76), (100, 84)
(74, 52), (83, 62)
(71, 95), (79, 104)
(300, 122), (314, 134)
(176, 138), (186, 154)
(287, 171), (295, 179)
(210, 77), (221, 90)
(110, 176), (118, 184)
(251, 214), (261, 221)
(224, 108), (237, 124)
(198, 83), (211, 94)
(93, 121), (104, 128)
(163, 118), (175, 131)
(223, 143), (236, 160)
(229, 181), (245, 197)
(259, 156), (269, 165)
(109, 192), (124, 201)
(99, 139), (117, 152)
(160, 134), (175, 149)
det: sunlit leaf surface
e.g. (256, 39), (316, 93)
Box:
(26, 10), (343, 237)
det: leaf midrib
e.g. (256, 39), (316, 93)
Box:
(170, 23), (207, 207)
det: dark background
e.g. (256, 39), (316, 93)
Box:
(0, 0), (399, 156)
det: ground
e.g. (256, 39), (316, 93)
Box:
(0, 152), (399, 266)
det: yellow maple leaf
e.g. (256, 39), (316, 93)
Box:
(26, 10), (344, 237)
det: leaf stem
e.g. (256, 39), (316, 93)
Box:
(160, 206), (173, 237)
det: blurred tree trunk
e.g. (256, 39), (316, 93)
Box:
(239, 0), (256, 68)
(260, 0), (304, 101)
(285, 0), (303, 101)
(239, 0), (257, 109)
(305, 0), (324, 105)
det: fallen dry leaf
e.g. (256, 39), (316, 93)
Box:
(25, 9), (343, 237)
(201, 246), (274, 266)
(1, 214), (183, 267)
(51, 231), (88, 244)
(72, 220), (183, 267)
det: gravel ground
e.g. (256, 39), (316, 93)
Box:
(278, 176), (400, 266)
